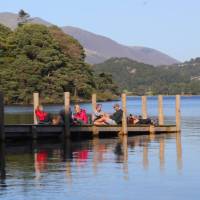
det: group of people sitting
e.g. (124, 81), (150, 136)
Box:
(35, 103), (156, 126)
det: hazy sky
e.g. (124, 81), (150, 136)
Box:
(1, 0), (200, 61)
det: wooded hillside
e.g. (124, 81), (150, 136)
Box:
(94, 57), (200, 95)
(0, 23), (118, 104)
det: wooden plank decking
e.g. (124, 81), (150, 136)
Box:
(4, 124), (177, 139)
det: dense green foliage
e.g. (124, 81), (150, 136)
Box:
(94, 57), (200, 95)
(0, 23), (118, 104)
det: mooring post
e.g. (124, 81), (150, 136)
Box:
(158, 95), (164, 125)
(142, 96), (147, 119)
(0, 92), (5, 141)
(121, 93), (128, 135)
(92, 93), (97, 113)
(92, 94), (99, 136)
(175, 95), (181, 132)
(64, 92), (71, 138)
(33, 92), (39, 125)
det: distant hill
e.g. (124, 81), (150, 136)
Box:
(0, 12), (51, 29)
(93, 57), (200, 95)
(62, 26), (179, 66)
(0, 12), (179, 66)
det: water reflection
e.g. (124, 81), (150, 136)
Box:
(159, 137), (165, 171)
(0, 142), (6, 188)
(34, 151), (48, 180)
(0, 133), (184, 199)
(176, 132), (183, 170)
(143, 138), (149, 170)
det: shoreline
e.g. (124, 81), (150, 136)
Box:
(4, 94), (200, 106)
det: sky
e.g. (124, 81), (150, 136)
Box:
(0, 0), (200, 62)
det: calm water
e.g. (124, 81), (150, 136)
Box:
(1, 96), (200, 200)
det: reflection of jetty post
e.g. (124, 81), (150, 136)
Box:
(122, 135), (128, 179)
(143, 139), (149, 170)
(159, 137), (165, 170)
(176, 132), (183, 170)
(142, 96), (147, 119)
(0, 142), (6, 181)
(64, 92), (71, 138)
(0, 92), (5, 141)
(92, 137), (99, 175)
(158, 95), (164, 125)
(33, 92), (39, 125)
(176, 95), (181, 132)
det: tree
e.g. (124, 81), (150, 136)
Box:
(17, 9), (31, 27)
(0, 23), (118, 103)
(49, 26), (85, 61)
(0, 24), (12, 56)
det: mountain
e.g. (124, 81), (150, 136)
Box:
(61, 26), (179, 66)
(0, 12), (51, 29)
(93, 57), (200, 95)
(0, 12), (179, 66)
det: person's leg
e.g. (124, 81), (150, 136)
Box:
(94, 120), (106, 125)
(94, 116), (108, 125)
(105, 118), (117, 125)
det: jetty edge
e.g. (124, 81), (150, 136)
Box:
(0, 92), (181, 140)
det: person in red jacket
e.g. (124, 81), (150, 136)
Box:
(72, 104), (88, 125)
(35, 105), (51, 124)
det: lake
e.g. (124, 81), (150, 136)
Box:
(1, 96), (200, 200)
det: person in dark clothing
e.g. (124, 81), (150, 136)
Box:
(94, 103), (123, 125)
(59, 108), (73, 125)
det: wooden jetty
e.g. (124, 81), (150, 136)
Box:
(0, 92), (181, 140)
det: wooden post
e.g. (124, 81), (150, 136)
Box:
(176, 95), (181, 132)
(142, 96), (147, 119)
(33, 92), (39, 125)
(92, 94), (97, 113)
(149, 124), (155, 134)
(92, 94), (99, 136)
(158, 95), (164, 125)
(0, 92), (5, 141)
(64, 92), (71, 138)
(121, 93), (127, 135)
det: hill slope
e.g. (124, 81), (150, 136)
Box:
(0, 12), (179, 66)
(0, 12), (51, 29)
(93, 57), (200, 95)
(62, 26), (179, 66)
